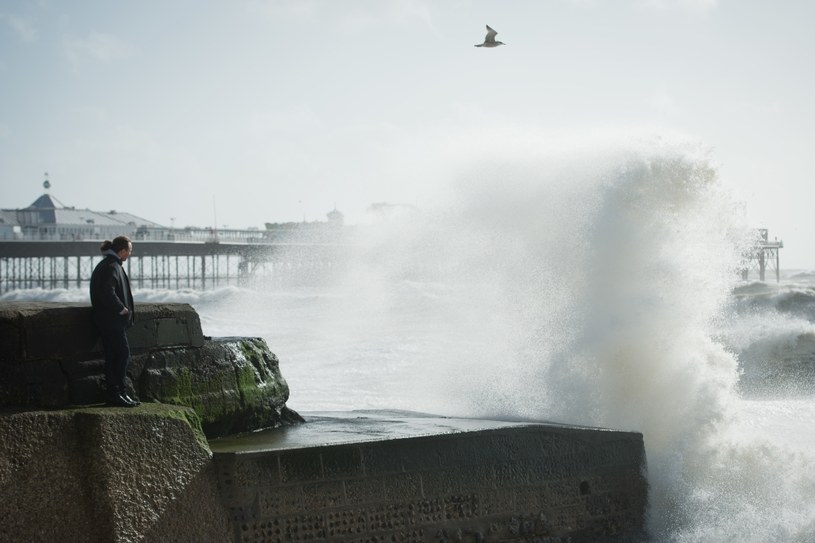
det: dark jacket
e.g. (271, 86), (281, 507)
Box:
(90, 253), (135, 331)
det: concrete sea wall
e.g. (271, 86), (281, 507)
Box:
(0, 303), (648, 542)
(0, 408), (647, 543)
(0, 302), (302, 437)
(213, 413), (648, 543)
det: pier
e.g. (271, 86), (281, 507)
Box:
(1, 184), (353, 293)
(742, 229), (784, 283)
(0, 240), (348, 294)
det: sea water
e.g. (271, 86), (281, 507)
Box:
(5, 137), (815, 541)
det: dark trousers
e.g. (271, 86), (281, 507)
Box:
(100, 327), (131, 397)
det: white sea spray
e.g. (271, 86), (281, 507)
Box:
(5, 134), (815, 541)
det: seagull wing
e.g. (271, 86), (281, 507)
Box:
(484, 25), (498, 43)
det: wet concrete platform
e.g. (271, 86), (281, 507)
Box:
(208, 410), (599, 453)
(210, 410), (648, 542)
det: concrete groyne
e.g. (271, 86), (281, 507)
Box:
(212, 412), (647, 543)
(0, 303), (648, 542)
(0, 302), (302, 436)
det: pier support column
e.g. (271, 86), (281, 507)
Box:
(776, 249), (780, 282)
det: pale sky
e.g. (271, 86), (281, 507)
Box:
(1, 0), (814, 267)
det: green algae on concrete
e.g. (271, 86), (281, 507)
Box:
(67, 401), (212, 453)
(137, 336), (303, 438)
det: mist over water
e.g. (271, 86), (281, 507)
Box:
(6, 136), (815, 540)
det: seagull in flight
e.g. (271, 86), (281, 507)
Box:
(475, 25), (505, 48)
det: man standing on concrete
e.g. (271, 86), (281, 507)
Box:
(90, 235), (139, 407)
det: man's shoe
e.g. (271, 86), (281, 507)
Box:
(105, 393), (137, 408)
(122, 393), (141, 406)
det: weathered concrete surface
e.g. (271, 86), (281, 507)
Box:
(211, 411), (649, 543)
(0, 301), (204, 406)
(0, 404), (232, 543)
(0, 408), (647, 543)
(0, 301), (204, 362)
(0, 302), (302, 438)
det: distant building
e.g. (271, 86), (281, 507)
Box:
(1, 191), (164, 241)
(326, 207), (344, 226)
(3, 179), (349, 244)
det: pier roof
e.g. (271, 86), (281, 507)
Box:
(3, 193), (164, 228)
(27, 193), (67, 210)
